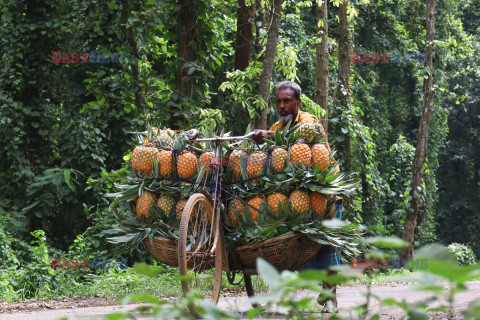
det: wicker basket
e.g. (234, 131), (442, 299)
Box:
(230, 233), (322, 271)
(142, 236), (180, 267)
(142, 236), (216, 270)
(143, 233), (321, 272)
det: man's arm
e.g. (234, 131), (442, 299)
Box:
(251, 129), (274, 144)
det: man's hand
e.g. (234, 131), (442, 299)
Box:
(251, 129), (274, 144)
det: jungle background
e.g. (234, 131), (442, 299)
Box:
(0, 0), (479, 300)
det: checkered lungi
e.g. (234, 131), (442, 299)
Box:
(299, 200), (342, 270)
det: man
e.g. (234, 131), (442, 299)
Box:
(252, 81), (340, 312)
(251, 81), (319, 143)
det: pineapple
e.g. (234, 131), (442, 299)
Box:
(135, 191), (156, 219)
(247, 195), (264, 221)
(297, 122), (325, 143)
(152, 127), (176, 149)
(177, 151), (198, 179)
(199, 152), (215, 175)
(289, 189), (310, 215)
(228, 198), (245, 225)
(290, 141), (312, 167)
(271, 147), (288, 172)
(267, 192), (288, 215)
(159, 150), (173, 178)
(311, 143), (330, 171)
(230, 150), (247, 179)
(131, 144), (161, 177)
(247, 151), (267, 178)
(310, 191), (327, 218)
(157, 194), (176, 216)
(175, 198), (188, 219)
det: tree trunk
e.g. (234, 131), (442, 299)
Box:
(316, 0), (329, 133)
(334, 0), (352, 211)
(235, 0), (255, 71)
(175, 0), (198, 98)
(335, 0), (352, 172)
(253, 0), (282, 129)
(254, 0), (267, 60)
(400, 0), (436, 260)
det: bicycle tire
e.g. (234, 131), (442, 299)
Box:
(178, 193), (223, 306)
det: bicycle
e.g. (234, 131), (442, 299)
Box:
(177, 131), (256, 305)
(140, 130), (341, 313)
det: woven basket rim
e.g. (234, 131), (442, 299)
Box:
(234, 232), (306, 250)
(142, 235), (177, 245)
(142, 232), (311, 250)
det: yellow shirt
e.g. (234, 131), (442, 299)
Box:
(270, 110), (339, 174)
(269, 110), (320, 132)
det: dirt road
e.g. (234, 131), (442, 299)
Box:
(1, 281), (479, 319)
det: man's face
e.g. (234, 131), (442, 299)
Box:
(276, 88), (300, 125)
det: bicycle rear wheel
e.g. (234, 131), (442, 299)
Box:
(178, 193), (223, 305)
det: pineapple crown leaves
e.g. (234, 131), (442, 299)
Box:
(239, 155), (249, 181)
(242, 123), (254, 149)
(104, 182), (141, 203)
(106, 210), (156, 253)
(306, 170), (358, 196)
(172, 134), (186, 150)
(263, 122), (300, 148)
(137, 134), (146, 145)
(302, 220), (364, 259)
(146, 124), (156, 140)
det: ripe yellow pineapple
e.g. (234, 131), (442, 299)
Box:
(135, 191), (156, 219)
(290, 142), (312, 167)
(157, 194), (176, 216)
(177, 151), (198, 179)
(131, 145), (161, 177)
(271, 147), (288, 172)
(311, 143), (330, 171)
(199, 152), (215, 175)
(247, 152), (266, 178)
(297, 122), (325, 143)
(289, 189), (310, 215)
(229, 149), (247, 178)
(310, 191), (327, 218)
(247, 195), (264, 221)
(159, 150), (173, 178)
(175, 198), (188, 219)
(267, 192), (288, 215)
(228, 198), (245, 225)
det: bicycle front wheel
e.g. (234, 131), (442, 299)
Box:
(178, 193), (223, 304)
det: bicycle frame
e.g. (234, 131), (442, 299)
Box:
(183, 131), (255, 271)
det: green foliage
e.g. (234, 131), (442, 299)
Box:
(73, 265), (181, 300)
(219, 61), (265, 118)
(0, 0), (480, 306)
(447, 243), (477, 266)
(13, 230), (56, 299)
(82, 240), (480, 320)
(197, 108), (226, 132)
(383, 135), (415, 237)
(0, 225), (19, 269)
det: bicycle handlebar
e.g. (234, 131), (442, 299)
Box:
(184, 131), (255, 143)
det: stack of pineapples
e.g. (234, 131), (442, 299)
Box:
(108, 122), (357, 248)
(223, 122), (347, 231)
(128, 127), (207, 221)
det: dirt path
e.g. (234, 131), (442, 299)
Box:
(1, 281), (479, 319)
